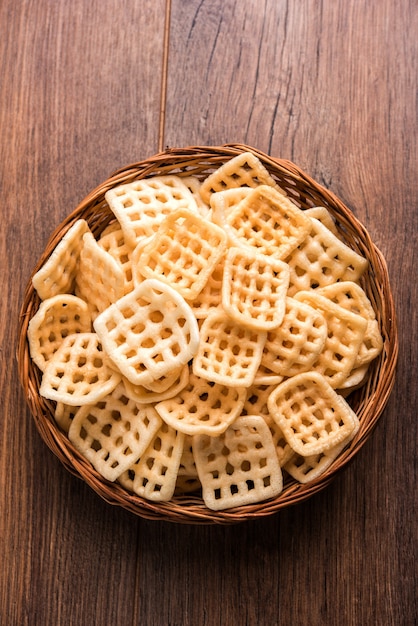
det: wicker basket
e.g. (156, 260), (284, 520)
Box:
(17, 144), (398, 524)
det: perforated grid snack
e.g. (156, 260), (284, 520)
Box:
(105, 175), (199, 247)
(285, 218), (369, 296)
(135, 208), (228, 300)
(199, 151), (281, 204)
(261, 297), (328, 377)
(118, 421), (184, 501)
(122, 365), (189, 405)
(155, 371), (247, 436)
(317, 281), (383, 367)
(27, 294), (92, 371)
(75, 232), (125, 319)
(294, 291), (367, 388)
(193, 310), (267, 388)
(40, 333), (121, 406)
(32, 219), (89, 300)
(284, 416), (360, 483)
(186, 260), (224, 319)
(181, 176), (211, 216)
(210, 186), (253, 216)
(68, 384), (162, 482)
(216, 185), (312, 260)
(222, 247), (289, 331)
(268, 372), (358, 456)
(98, 226), (135, 294)
(193, 415), (283, 510)
(93, 279), (200, 385)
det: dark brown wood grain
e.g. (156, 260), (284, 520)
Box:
(1, 1), (416, 625)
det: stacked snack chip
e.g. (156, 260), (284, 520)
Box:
(28, 152), (383, 511)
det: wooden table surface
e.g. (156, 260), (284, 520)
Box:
(1, 1), (416, 624)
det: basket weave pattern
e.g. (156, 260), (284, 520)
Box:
(17, 144), (398, 524)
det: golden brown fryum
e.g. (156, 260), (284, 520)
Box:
(98, 226), (135, 295)
(27, 294), (92, 372)
(155, 371), (247, 436)
(192, 309), (267, 388)
(93, 278), (200, 386)
(261, 297), (328, 377)
(118, 421), (185, 502)
(221, 246), (290, 331)
(121, 365), (190, 405)
(210, 186), (254, 218)
(199, 151), (282, 204)
(193, 415), (283, 511)
(68, 383), (162, 482)
(134, 208), (228, 300)
(267, 371), (359, 457)
(285, 217), (369, 296)
(284, 413), (360, 483)
(105, 175), (200, 248)
(214, 185), (312, 260)
(293, 291), (368, 388)
(316, 281), (383, 367)
(75, 231), (125, 320)
(40, 332), (121, 406)
(32, 219), (90, 300)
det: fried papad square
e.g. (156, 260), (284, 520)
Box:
(105, 175), (199, 247)
(93, 279), (199, 386)
(199, 151), (281, 204)
(215, 185), (312, 260)
(32, 219), (90, 300)
(27, 294), (91, 371)
(155, 371), (246, 436)
(222, 247), (289, 331)
(192, 310), (266, 388)
(267, 371), (358, 457)
(193, 415), (283, 510)
(134, 208), (228, 300)
(118, 421), (184, 501)
(68, 384), (162, 481)
(40, 332), (121, 406)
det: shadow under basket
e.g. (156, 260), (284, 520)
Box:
(17, 143), (398, 524)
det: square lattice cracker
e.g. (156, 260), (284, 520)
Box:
(284, 415), (360, 483)
(118, 421), (185, 501)
(216, 185), (312, 260)
(222, 247), (290, 331)
(40, 332), (121, 406)
(199, 151), (281, 204)
(155, 371), (247, 436)
(285, 217), (368, 296)
(75, 232), (125, 319)
(135, 208), (228, 300)
(261, 297), (328, 377)
(32, 219), (90, 300)
(317, 281), (383, 367)
(93, 279), (200, 386)
(122, 365), (190, 405)
(192, 310), (267, 388)
(193, 415), (283, 510)
(267, 371), (358, 456)
(68, 384), (162, 481)
(293, 291), (368, 388)
(27, 294), (92, 372)
(105, 175), (199, 247)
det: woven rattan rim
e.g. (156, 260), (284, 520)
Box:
(17, 143), (398, 524)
